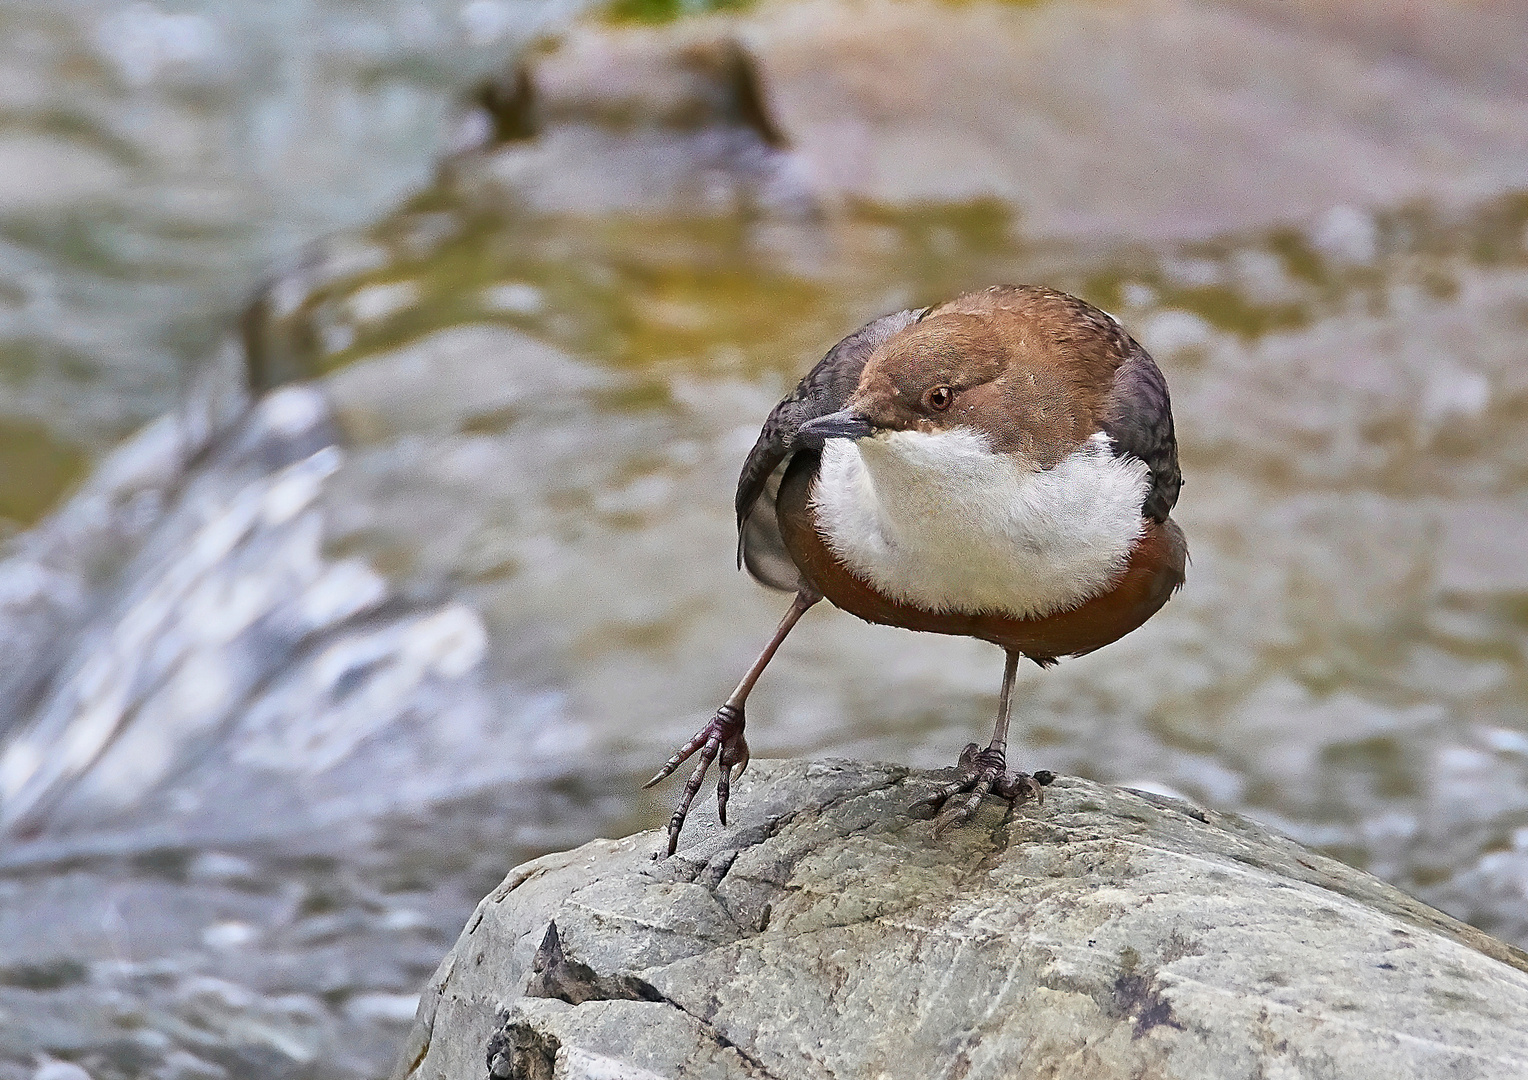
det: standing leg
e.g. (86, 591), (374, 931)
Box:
(645, 587), (819, 855)
(913, 649), (1053, 831)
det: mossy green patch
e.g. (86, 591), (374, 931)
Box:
(603, 0), (751, 25)
(0, 417), (87, 530)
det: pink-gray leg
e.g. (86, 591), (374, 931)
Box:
(913, 649), (1054, 830)
(645, 588), (819, 856)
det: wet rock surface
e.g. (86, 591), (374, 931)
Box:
(400, 759), (1528, 1080)
(449, 0), (1528, 238)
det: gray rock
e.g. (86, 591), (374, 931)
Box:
(399, 758), (1528, 1080)
(459, 0), (1528, 242)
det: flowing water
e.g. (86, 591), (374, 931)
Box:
(3, 0), (1528, 1076)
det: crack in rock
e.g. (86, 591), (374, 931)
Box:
(486, 1020), (560, 1080)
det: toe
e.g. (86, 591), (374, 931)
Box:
(934, 782), (990, 834)
(716, 759), (743, 827)
(911, 777), (967, 816)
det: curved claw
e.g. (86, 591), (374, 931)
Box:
(993, 771), (1047, 806)
(715, 731), (751, 828)
(644, 731), (707, 789)
(912, 746), (1048, 834)
(908, 744), (981, 815)
(666, 728), (723, 855)
(716, 764), (731, 828)
(650, 704), (748, 856)
(728, 740), (751, 782)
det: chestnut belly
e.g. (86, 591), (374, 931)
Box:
(776, 450), (1187, 661)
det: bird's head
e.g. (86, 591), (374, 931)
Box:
(795, 290), (1120, 468)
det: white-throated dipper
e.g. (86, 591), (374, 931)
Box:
(647, 285), (1186, 855)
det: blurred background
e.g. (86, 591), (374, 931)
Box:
(2, 0), (1528, 1075)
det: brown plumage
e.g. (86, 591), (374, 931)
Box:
(647, 285), (1186, 855)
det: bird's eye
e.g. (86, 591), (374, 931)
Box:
(924, 385), (954, 412)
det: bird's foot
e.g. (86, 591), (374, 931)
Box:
(911, 743), (1054, 833)
(643, 704), (750, 857)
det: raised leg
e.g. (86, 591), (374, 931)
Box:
(912, 649), (1054, 830)
(645, 587), (819, 855)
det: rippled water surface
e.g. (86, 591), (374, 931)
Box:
(0, 0), (585, 535)
(3, 0), (1528, 1076)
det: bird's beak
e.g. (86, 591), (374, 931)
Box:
(794, 409), (873, 449)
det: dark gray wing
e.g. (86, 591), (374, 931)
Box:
(1101, 337), (1181, 522)
(736, 308), (924, 589)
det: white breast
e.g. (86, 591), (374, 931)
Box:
(810, 428), (1150, 619)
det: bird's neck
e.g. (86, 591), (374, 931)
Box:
(810, 428), (1150, 619)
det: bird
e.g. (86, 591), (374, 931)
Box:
(646, 284), (1186, 856)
